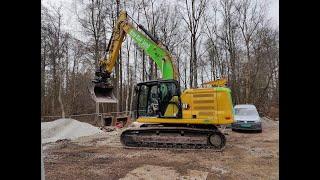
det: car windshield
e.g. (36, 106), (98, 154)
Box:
(235, 108), (258, 116)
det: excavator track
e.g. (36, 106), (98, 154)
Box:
(120, 126), (226, 150)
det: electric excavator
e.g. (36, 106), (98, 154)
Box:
(89, 10), (234, 150)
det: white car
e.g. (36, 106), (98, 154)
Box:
(231, 104), (262, 132)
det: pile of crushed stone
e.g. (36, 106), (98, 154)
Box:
(41, 118), (103, 144)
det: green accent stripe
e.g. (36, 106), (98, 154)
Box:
(213, 87), (231, 92)
(128, 28), (174, 79)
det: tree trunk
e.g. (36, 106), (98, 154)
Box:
(115, 1), (120, 112)
(192, 34), (198, 88)
(58, 77), (65, 118)
(142, 50), (145, 81)
(189, 35), (194, 88)
(130, 43), (138, 115)
(41, 44), (46, 116)
(52, 53), (57, 115)
(184, 66), (187, 89)
(119, 50), (123, 112)
(125, 44), (130, 112)
(126, 76), (131, 113)
(149, 56), (153, 80)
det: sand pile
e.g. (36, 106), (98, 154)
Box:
(41, 118), (103, 144)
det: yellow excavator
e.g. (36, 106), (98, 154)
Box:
(89, 11), (234, 150)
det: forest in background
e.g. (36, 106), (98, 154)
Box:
(41, 0), (279, 119)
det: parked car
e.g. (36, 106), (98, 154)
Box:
(231, 104), (262, 132)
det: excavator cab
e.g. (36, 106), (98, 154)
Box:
(135, 80), (182, 118)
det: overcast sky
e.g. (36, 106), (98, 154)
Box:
(269, 0), (279, 27)
(42, 0), (279, 39)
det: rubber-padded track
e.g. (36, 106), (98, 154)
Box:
(120, 127), (226, 150)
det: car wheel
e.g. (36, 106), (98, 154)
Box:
(257, 129), (262, 133)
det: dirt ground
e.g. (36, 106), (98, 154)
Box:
(43, 118), (278, 180)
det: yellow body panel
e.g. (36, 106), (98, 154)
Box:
(137, 87), (234, 125)
(202, 79), (227, 87)
(137, 117), (233, 125)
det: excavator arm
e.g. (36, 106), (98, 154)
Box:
(100, 11), (176, 79)
(91, 10), (176, 103)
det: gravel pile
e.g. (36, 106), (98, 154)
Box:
(41, 118), (103, 144)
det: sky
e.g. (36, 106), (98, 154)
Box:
(42, 0), (279, 39)
(269, 0), (279, 28)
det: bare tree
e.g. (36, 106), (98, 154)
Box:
(41, 0), (279, 120)
(42, 5), (69, 117)
(180, 0), (208, 88)
(235, 0), (267, 103)
(218, 0), (240, 103)
(77, 0), (108, 69)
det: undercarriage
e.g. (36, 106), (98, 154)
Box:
(120, 124), (226, 150)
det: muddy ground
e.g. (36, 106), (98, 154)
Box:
(43, 118), (278, 180)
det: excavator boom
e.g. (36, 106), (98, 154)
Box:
(90, 11), (176, 103)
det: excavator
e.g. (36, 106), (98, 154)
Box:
(89, 10), (234, 150)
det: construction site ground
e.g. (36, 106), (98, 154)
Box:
(43, 118), (278, 180)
